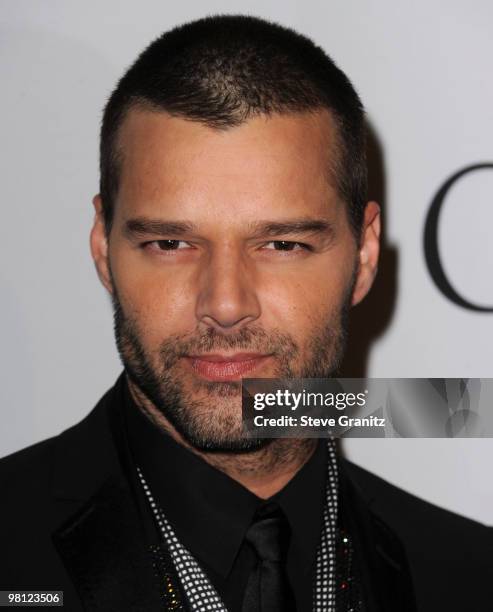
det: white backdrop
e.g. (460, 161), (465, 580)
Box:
(1, 1), (492, 524)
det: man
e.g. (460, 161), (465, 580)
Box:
(0, 14), (491, 612)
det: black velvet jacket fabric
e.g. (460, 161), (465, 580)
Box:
(0, 372), (491, 611)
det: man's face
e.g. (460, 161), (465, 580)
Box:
(91, 108), (379, 451)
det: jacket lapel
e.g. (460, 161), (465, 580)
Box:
(339, 459), (417, 612)
(52, 474), (169, 611)
(49, 377), (187, 611)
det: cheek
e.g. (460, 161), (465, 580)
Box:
(259, 262), (353, 335)
(109, 249), (195, 341)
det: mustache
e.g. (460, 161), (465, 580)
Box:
(158, 324), (299, 362)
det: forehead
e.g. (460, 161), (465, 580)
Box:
(114, 107), (342, 221)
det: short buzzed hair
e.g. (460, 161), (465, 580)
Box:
(99, 14), (367, 237)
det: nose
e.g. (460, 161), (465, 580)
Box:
(195, 246), (261, 332)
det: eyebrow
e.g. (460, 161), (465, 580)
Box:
(123, 217), (335, 240)
(123, 218), (198, 238)
(246, 219), (335, 240)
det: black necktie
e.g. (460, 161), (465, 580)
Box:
(241, 503), (294, 612)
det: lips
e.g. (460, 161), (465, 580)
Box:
(185, 353), (271, 381)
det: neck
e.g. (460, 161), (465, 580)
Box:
(201, 438), (317, 498)
(127, 378), (317, 499)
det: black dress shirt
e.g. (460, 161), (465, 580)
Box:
(110, 375), (329, 612)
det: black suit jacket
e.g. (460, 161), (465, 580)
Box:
(0, 379), (491, 611)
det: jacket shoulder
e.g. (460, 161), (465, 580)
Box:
(342, 458), (489, 530)
(342, 459), (493, 611)
(0, 434), (59, 492)
(0, 383), (119, 592)
(341, 457), (493, 572)
(0, 380), (119, 496)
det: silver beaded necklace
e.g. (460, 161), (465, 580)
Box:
(137, 439), (338, 612)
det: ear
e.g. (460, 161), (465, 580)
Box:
(90, 194), (113, 294)
(351, 201), (381, 306)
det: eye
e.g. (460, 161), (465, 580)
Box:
(144, 239), (191, 251)
(264, 241), (311, 252)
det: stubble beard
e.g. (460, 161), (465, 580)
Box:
(111, 283), (352, 454)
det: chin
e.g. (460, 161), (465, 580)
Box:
(185, 435), (272, 454)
